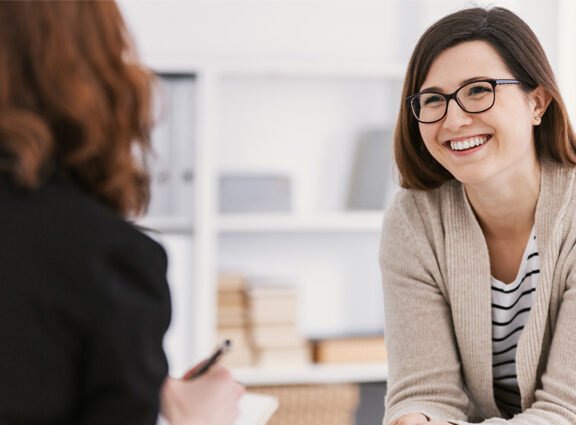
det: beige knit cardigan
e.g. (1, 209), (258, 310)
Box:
(380, 158), (576, 424)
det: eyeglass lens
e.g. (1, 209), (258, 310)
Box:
(411, 80), (495, 123)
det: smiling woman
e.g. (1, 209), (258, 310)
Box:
(380, 6), (576, 425)
(415, 40), (548, 188)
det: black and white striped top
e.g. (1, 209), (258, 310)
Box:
(491, 229), (539, 418)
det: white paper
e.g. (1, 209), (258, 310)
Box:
(234, 392), (279, 425)
(157, 391), (279, 425)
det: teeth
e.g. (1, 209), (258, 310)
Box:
(450, 136), (488, 151)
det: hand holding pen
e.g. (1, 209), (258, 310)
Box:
(161, 339), (244, 425)
(183, 339), (232, 380)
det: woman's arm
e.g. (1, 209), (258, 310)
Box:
(380, 195), (471, 423)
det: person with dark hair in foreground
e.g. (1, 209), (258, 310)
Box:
(381, 6), (576, 425)
(0, 2), (243, 424)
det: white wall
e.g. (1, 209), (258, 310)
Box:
(119, 1), (559, 66)
(119, 0), (573, 118)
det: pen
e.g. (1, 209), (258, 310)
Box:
(185, 339), (232, 380)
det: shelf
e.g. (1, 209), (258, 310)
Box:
(136, 215), (194, 233)
(149, 62), (406, 80)
(136, 212), (385, 233)
(232, 362), (388, 386)
(216, 62), (407, 79)
(217, 212), (384, 233)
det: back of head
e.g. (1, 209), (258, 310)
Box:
(0, 1), (154, 216)
(395, 7), (576, 189)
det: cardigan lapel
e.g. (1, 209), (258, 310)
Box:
(442, 159), (575, 413)
(517, 158), (574, 408)
(442, 181), (500, 416)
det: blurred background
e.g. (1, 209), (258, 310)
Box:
(120, 0), (575, 423)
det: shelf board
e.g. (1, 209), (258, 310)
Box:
(217, 62), (407, 79)
(136, 215), (194, 233)
(232, 362), (388, 386)
(149, 61), (406, 80)
(218, 212), (383, 233)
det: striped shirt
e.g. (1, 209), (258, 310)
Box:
(491, 229), (539, 418)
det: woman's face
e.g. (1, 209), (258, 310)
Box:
(417, 40), (544, 187)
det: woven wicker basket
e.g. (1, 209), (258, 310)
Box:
(248, 383), (359, 425)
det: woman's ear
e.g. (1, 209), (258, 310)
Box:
(530, 86), (552, 125)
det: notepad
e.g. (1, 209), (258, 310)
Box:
(156, 391), (278, 425)
(234, 392), (279, 425)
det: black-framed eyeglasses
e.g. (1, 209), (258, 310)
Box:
(406, 79), (521, 124)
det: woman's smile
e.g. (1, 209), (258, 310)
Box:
(444, 134), (492, 155)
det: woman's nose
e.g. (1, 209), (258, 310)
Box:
(442, 98), (473, 130)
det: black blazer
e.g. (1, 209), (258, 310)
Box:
(0, 175), (171, 424)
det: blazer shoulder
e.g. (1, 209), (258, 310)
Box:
(0, 176), (167, 272)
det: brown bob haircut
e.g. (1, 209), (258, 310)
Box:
(0, 1), (154, 216)
(395, 7), (576, 190)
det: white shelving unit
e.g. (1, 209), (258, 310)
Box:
(145, 64), (398, 377)
(122, 0), (571, 382)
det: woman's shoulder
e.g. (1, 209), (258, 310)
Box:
(0, 174), (166, 267)
(385, 180), (461, 224)
(0, 174), (170, 331)
(541, 156), (576, 191)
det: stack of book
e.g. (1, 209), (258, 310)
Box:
(247, 283), (311, 367)
(311, 334), (387, 364)
(217, 274), (255, 367)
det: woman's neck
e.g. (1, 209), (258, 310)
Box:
(464, 161), (541, 239)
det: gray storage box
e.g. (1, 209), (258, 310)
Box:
(219, 174), (292, 213)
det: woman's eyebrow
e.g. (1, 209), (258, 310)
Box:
(420, 76), (491, 93)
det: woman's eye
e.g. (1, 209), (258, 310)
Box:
(467, 84), (492, 96)
(423, 95), (443, 106)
